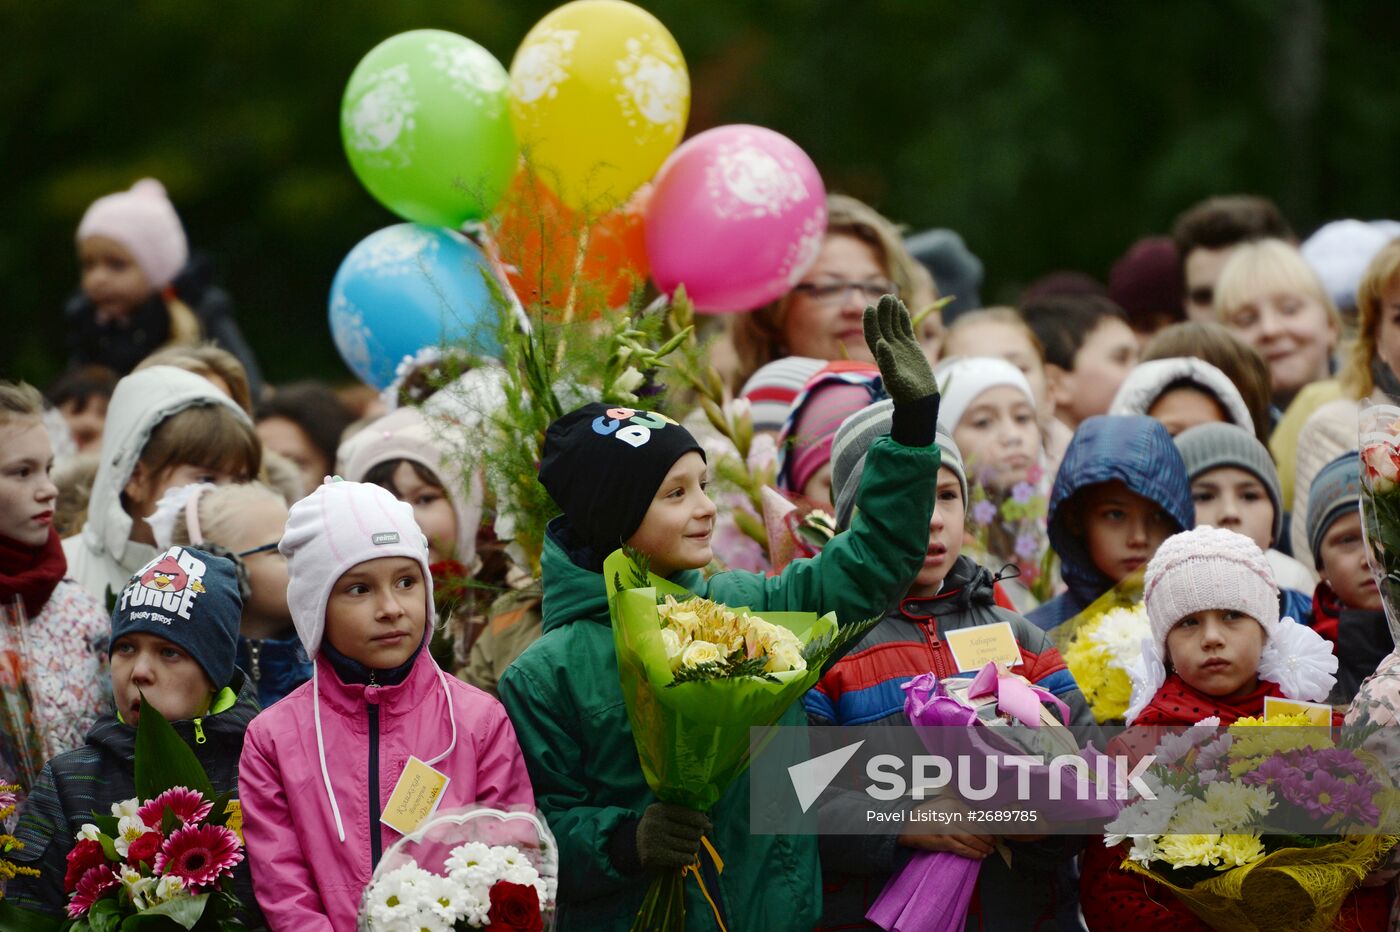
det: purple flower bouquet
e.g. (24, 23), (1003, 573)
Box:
(866, 665), (1118, 932)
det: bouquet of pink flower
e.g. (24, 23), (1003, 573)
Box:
(60, 785), (243, 927)
(0, 700), (248, 931)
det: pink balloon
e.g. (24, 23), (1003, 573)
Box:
(645, 125), (827, 314)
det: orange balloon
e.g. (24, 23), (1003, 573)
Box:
(495, 171), (650, 318)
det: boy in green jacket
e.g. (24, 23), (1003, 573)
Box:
(497, 297), (941, 930)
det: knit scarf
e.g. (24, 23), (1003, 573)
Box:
(1131, 672), (1286, 726)
(0, 530), (67, 619)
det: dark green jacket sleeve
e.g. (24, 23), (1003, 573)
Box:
(7, 763), (71, 916)
(496, 660), (641, 901)
(706, 436), (939, 624)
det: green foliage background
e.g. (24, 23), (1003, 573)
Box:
(6, 0), (1400, 384)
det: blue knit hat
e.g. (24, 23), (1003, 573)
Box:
(111, 545), (242, 689)
(1307, 452), (1362, 563)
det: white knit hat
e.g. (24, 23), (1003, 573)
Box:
(1144, 526), (1279, 655)
(933, 356), (1036, 430)
(76, 178), (189, 288)
(280, 479), (434, 657)
(1125, 525), (1337, 723)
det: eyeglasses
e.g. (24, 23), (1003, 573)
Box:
(791, 279), (899, 306)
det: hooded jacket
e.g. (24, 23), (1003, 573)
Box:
(7, 672), (264, 925)
(238, 644), (533, 932)
(497, 435), (939, 931)
(1029, 416), (1193, 632)
(62, 366), (252, 604)
(806, 554), (1095, 930)
(1107, 357), (1255, 435)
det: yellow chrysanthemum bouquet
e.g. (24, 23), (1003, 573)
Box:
(1104, 714), (1400, 931)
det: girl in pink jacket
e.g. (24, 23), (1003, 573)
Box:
(238, 479), (534, 931)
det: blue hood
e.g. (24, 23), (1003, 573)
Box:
(1040, 415), (1193, 622)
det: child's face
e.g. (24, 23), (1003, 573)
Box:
(391, 462), (458, 564)
(227, 496), (293, 628)
(1077, 480), (1177, 582)
(0, 419), (58, 548)
(1147, 387), (1226, 436)
(908, 467), (967, 597)
(255, 417), (328, 500)
(1319, 511), (1383, 612)
(79, 236), (153, 321)
(325, 557), (428, 670)
(111, 632), (216, 725)
(1191, 466), (1275, 551)
(799, 463), (834, 511)
(59, 396), (108, 454)
(1164, 609), (1265, 701)
(125, 462), (243, 522)
(625, 452), (716, 578)
(1050, 318), (1138, 427)
(953, 386), (1041, 494)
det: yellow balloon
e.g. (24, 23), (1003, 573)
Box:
(510, 0), (689, 212)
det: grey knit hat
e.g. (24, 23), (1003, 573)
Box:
(1306, 451), (1362, 564)
(830, 399), (966, 529)
(1173, 422), (1283, 546)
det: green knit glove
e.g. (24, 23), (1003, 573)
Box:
(635, 802), (712, 871)
(863, 294), (937, 405)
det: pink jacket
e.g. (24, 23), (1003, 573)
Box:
(238, 650), (534, 932)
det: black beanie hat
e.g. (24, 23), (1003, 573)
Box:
(111, 545), (243, 689)
(539, 403), (705, 556)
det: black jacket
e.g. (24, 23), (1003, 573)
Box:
(8, 672), (265, 927)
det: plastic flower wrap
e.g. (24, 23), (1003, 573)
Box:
(867, 667), (1116, 932)
(1, 702), (251, 929)
(605, 548), (875, 932)
(1102, 714), (1400, 931)
(1358, 403), (1400, 643)
(0, 598), (47, 794)
(1060, 604), (1150, 723)
(963, 465), (1058, 604)
(357, 807), (557, 932)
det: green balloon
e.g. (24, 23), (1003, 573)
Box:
(342, 30), (518, 227)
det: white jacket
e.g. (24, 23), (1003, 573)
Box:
(62, 366), (250, 603)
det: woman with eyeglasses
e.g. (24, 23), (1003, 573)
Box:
(730, 194), (943, 391)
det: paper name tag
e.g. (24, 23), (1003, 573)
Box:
(1263, 696), (1333, 725)
(944, 622), (1020, 673)
(380, 756), (450, 836)
(223, 799), (243, 844)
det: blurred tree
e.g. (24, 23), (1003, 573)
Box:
(4, 0), (1399, 385)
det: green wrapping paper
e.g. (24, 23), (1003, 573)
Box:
(604, 550), (835, 810)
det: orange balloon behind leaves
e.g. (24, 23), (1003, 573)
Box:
(495, 172), (650, 319)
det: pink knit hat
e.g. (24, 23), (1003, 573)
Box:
(280, 479), (434, 657)
(76, 179), (188, 288)
(1143, 526), (1279, 657)
(776, 362), (883, 494)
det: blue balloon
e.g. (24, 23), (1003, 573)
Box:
(329, 223), (504, 388)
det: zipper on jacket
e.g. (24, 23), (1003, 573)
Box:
(247, 640), (262, 685)
(192, 717), (206, 745)
(368, 699), (382, 868)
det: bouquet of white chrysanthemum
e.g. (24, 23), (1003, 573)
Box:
(358, 808), (556, 932)
(1060, 603), (1150, 723)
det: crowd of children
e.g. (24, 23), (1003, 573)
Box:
(6, 178), (1400, 931)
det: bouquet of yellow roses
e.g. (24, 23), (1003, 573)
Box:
(605, 548), (875, 932)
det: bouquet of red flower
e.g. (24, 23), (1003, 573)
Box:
(0, 701), (247, 931)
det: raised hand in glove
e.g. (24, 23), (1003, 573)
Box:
(863, 294), (940, 446)
(635, 802), (712, 871)
(863, 293), (937, 405)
